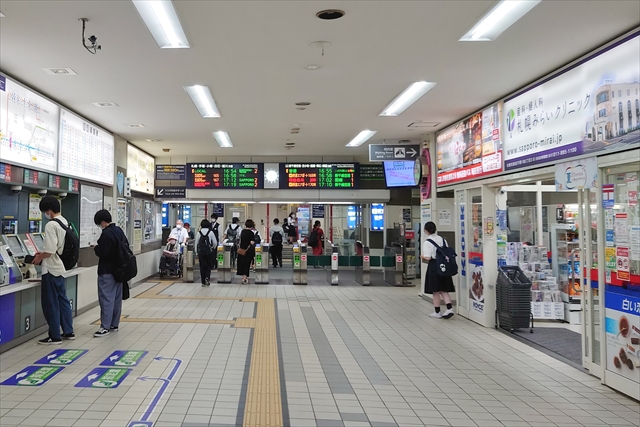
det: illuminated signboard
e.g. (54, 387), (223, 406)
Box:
(187, 163), (263, 189)
(371, 203), (385, 230)
(281, 163), (358, 189)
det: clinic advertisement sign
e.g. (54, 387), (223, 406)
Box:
(436, 103), (502, 186)
(504, 34), (640, 172)
(555, 157), (598, 191)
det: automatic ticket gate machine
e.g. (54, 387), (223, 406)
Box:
(327, 243), (339, 286)
(254, 244), (269, 284)
(355, 245), (371, 286)
(217, 241), (235, 283)
(292, 244), (308, 285)
(384, 245), (408, 286)
(183, 240), (195, 283)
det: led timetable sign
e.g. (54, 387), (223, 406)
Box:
(186, 163), (263, 189)
(280, 163), (358, 189)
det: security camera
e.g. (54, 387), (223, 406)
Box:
(59, 192), (68, 200)
(10, 185), (22, 195)
(37, 189), (48, 196)
(499, 186), (507, 195)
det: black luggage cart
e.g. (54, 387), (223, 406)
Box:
(495, 266), (534, 333)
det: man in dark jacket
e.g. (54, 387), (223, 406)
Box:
(92, 209), (128, 337)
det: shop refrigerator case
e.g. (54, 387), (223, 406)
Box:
(495, 266), (534, 333)
(551, 224), (582, 324)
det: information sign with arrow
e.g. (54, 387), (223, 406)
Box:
(35, 349), (88, 365)
(100, 350), (148, 367)
(1, 365), (64, 386)
(369, 144), (420, 161)
(75, 367), (132, 389)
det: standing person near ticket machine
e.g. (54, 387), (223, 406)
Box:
(210, 214), (221, 269)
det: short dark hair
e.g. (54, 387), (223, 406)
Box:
(245, 219), (255, 228)
(289, 212), (295, 218)
(200, 219), (211, 229)
(425, 221), (437, 234)
(232, 217), (239, 224)
(94, 209), (112, 225)
(211, 213), (219, 220)
(273, 218), (279, 224)
(39, 195), (60, 214)
(314, 220), (321, 227)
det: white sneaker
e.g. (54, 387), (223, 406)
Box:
(429, 312), (442, 318)
(442, 309), (455, 319)
(94, 328), (110, 337)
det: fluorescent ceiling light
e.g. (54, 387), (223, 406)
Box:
(132, 0), (190, 48)
(213, 131), (233, 148)
(210, 201), (255, 204)
(184, 85), (220, 118)
(379, 82), (437, 117)
(346, 130), (377, 147)
(460, 0), (541, 42)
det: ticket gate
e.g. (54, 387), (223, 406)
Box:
(217, 243), (234, 283)
(327, 244), (339, 285)
(292, 244), (308, 285)
(183, 241), (195, 283)
(384, 246), (406, 286)
(254, 244), (269, 284)
(355, 246), (371, 286)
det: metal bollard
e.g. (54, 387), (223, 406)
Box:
(217, 244), (233, 283)
(327, 245), (339, 285)
(292, 244), (308, 285)
(254, 244), (269, 284)
(355, 246), (371, 286)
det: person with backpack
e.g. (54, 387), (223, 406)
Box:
(421, 221), (456, 319)
(92, 209), (130, 337)
(309, 220), (324, 256)
(269, 218), (284, 268)
(286, 212), (298, 244)
(249, 224), (261, 272)
(196, 219), (217, 286)
(224, 217), (241, 268)
(236, 219), (256, 284)
(32, 196), (76, 344)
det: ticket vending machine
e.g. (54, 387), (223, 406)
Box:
(27, 233), (46, 276)
(0, 234), (34, 283)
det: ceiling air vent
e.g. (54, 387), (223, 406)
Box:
(316, 9), (345, 20)
(93, 102), (119, 108)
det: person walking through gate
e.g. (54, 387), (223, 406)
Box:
(270, 218), (284, 268)
(236, 219), (256, 284)
(196, 219), (217, 286)
(421, 221), (455, 319)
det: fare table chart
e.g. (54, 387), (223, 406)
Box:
(187, 163), (263, 189)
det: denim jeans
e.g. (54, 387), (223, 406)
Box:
(98, 274), (123, 330)
(41, 273), (74, 340)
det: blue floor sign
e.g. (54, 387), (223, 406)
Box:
(75, 367), (131, 388)
(35, 349), (88, 365)
(1, 366), (64, 386)
(100, 350), (148, 367)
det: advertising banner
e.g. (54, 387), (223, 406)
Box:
(436, 103), (502, 185)
(555, 157), (598, 191)
(605, 286), (639, 384)
(504, 34), (640, 171)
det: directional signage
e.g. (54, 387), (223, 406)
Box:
(155, 187), (186, 198)
(369, 144), (420, 162)
(100, 350), (148, 367)
(1, 366), (64, 386)
(35, 349), (88, 365)
(75, 367), (132, 388)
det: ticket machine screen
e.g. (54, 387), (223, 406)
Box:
(5, 235), (25, 256)
(31, 234), (45, 252)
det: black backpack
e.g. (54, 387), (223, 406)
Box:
(51, 218), (80, 271)
(113, 233), (137, 283)
(198, 230), (214, 257)
(271, 231), (283, 245)
(308, 230), (319, 247)
(253, 231), (261, 245)
(427, 239), (458, 277)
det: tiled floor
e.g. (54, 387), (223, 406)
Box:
(1, 270), (639, 427)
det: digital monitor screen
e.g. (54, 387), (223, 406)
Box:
(187, 163), (263, 189)
(5, 235), (25, 255)
(383, 160), (421, 188)
(31, 234), (45, 252)
(281, 163), (358, 189)
(371, 203), (385, 231)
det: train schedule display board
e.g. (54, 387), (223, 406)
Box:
(187, 163), (263, 189)
(281, 163), (358, 189)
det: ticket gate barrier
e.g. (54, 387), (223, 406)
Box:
(217, 243), (234, 283)
(384, 246), (410, 286)
(292, 244), (308, 285)
(327, 245), (339, 286)
(254, 244), (269, 284)
(183, 242), (195, 283)
(355, 246), (371, 286)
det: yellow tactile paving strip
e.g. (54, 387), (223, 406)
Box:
(131, 282), (284, 427)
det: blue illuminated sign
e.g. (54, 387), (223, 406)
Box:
(161, 203), (168, 228)
(348, 206), (357, 229)
(371, 204), (384, 231)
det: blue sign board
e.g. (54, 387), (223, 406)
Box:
(312, 204), (325, 218)
(1, 365), (64, 386)
(606, 230), (615, 246)
(347, 206), (357, 229)
(181, 205), (192, 223)
(100, 350), (148, 367)
(156, 164), (186, 181)
(212, 203), (225, 217)
(162, 203), (169, 228)
(0, 293), (16, 344)
(75, 367), (132, 389)
(371, 203), (384, 231)
(35, 349), (88, 365)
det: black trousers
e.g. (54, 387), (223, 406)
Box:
(160, 255), (177, 272)
(271, 244), (283, 267)
(199, 253), (214, 284)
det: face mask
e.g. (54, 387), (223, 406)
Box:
(45, 213), (51, 220)
(100, 224), (106, 230)
(176, 225), (182, 229)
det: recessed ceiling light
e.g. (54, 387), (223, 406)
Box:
(146, 139), (163, 142)
(127, 124), (145, 128)
(316, 9), (345, 20)
(93, 102), (119, 108)
(295, 102), (311, 106)
(379, 81), (437, 117)
(132, 0), (190, 48)
(43, 68), (77, 75)
(460, 0), (541, 42)
(304, 64), (321, 70)
(346, 130), (377, 147)
(213, 131), (233, 148)
(184, 85), (221, 118)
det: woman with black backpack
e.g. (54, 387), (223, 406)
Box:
(196, 219), (217, 287)
(421, 221), (455, 319)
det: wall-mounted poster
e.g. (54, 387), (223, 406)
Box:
(504, 33), (640, 171)
(127, 144), (154, 194)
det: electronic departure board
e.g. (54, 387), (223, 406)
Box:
(281, 163), (358, 189)
(187, 163), (263, 189)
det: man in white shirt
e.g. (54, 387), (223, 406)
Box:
(269, 218), (284, 268)
(33, 196), (75, 344)
(170, 219), (189, 245)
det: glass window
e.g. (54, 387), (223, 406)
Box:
(599, 108), (607, 118)
(597, 91), (609, 104)
(612, 91), (615, 98)
(628, 89), (631, 96)
(619, 90), (622, 97)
